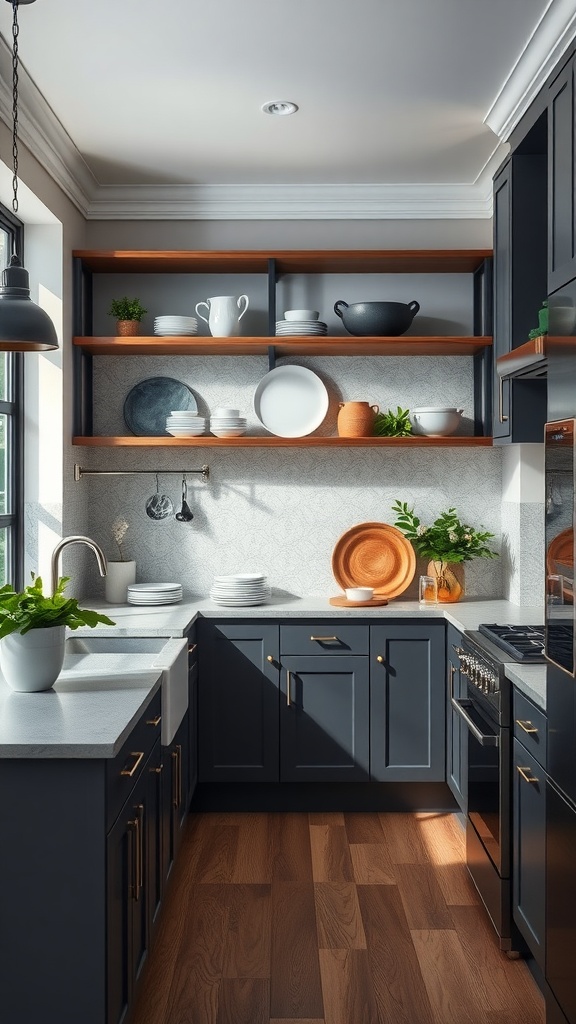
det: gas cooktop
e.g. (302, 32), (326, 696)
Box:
(477, 623), (546, 662)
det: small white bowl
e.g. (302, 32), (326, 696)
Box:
(345, 587), (374, 603)
(212, 407), (240, 417)
(284, 309), (320, 321)
(410, 406), (464, 437)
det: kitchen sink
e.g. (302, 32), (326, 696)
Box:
(65, 635), (169, 655)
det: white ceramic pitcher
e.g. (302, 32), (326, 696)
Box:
(194, 294), (249, 337)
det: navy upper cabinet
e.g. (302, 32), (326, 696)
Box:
(549, 56), (576, 293)
(492, 151), (547, 443)
(370, 622), (445, 781)
(198, 621), (280, 782)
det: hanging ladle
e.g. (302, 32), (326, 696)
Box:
(145, 473), (174, 521)
(175, 474), (194, 523)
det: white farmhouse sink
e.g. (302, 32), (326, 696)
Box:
(64, 634), (188, 744)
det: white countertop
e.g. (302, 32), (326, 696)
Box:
(0, 595), (547, 759)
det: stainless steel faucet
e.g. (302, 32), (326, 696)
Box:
(50, 535), (107, 595)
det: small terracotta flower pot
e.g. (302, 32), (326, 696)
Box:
(337, 401), (379, 437)
(116, 320), (140, 337)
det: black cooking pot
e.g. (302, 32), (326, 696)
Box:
(334, 299), (420, 336)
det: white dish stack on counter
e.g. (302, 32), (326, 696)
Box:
(210, 573), (271, 606)
(127, 583), (183, 605)
(209, 406), (247, 437)
(166, 410), (207, 436)
(154, 315), (198, 336)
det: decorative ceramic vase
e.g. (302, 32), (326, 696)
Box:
(0, 625), (66, 692)
(427, 560), (464, 603)
(337, 401), (380, 437)
(116, 320), (140, 337)
(105, 560), (136, 603)
(194, 295), (249, 337)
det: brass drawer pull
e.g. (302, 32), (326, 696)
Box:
(149, 764), (163, 774)
(517, 765), (539, 784)
(120, 751), (144, 778)
(172, 745), (182, 808)
(516, 719), (538, 734)
(310, 635), (338, 642)
(188, 643), (197, 654)
(146, 714), (162, 726)
(376, 655), (385, 664)
(286, 669), (292, 707)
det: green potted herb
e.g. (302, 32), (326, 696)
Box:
(108, 296), (148, 337)
(374, 406), (412, 437)
(0, 574), (115, 692)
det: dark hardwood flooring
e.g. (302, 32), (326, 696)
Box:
(132, 811), (545, 1024)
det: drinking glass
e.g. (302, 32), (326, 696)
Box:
(419, 575), (438, 604)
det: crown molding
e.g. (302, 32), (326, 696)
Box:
(485, 0), (576, 140)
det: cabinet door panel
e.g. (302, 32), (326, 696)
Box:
(370, 623), (445, 781)
(280, 655), (369, 781)
(199, 622), (280, 781)
(549, 59), (576, 292)
(493, 163), (512, 439)
(513, 738), (546, 969)
(107, 810), (132, 1024)
(147, 741), (163, 939)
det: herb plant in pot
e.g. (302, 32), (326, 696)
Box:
(105, 518), (136, 604)
(391, 501), (498, 602)
(0, 575), (115, 692)
(108, 296), (147, 337)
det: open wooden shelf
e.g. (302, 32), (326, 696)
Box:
(73, 435), (492, 448)
(496, 336), (548, 378)
(74, 336), (492, 358)
(72, 248), (492, 275)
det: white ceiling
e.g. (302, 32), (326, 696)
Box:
(0, 0), (554, 189)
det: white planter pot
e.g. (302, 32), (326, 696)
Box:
(1, 625), (66, 692)
(105, 560), (136, 604)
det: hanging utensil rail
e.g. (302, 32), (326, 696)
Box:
(73, 464), (210, 482)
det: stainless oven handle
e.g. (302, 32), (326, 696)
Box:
(450, 697), (499, 746)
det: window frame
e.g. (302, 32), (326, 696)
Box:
(0, 202), (24, 589)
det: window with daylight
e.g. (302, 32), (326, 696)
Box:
(0, 204), (23, 588)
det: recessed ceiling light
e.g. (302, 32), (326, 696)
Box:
(261, 100), (299, 116)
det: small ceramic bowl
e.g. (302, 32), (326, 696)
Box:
(410, 406), (464, 437)
(345, 587), (374, 603)
(212, 407), (240, 417)
(284, 309), (320, 321)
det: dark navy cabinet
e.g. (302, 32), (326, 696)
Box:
(446, 624), (467, 811)
(198, 621), (280, 782)
(512, 691), (547, 971)
(369, 621), (445, 781)
(492, 154), (547, 443)
(549, 55), (576, 293)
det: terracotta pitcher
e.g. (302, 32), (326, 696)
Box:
(337, 401), (379, 437)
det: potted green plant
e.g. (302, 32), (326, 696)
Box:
(108, 296), (147, 337)
(391, 501), (498, 602)
(374, 406), (412, 437)
(0, 574), (115, 692)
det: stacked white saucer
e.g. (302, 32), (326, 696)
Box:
(127, 582), (183, 605)
(166, 411), (206, 437)
(209, 406), (247, 438)
(154, 315), (198, 337)
(275, 319), (327, 336)
(209, 573), (270, 606)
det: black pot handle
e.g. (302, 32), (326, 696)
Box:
(334, 300), (348, 319)
(408, 300), (420, 316)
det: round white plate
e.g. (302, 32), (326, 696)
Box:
(253, 365), (328, 437)
(128, 583), (182, 592)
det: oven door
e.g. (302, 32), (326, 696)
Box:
(451, 689), (509, 877)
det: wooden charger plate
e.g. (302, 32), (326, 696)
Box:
(329, 595), (388, 607)
(331, 522), (416, 600)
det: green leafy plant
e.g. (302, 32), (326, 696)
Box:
(0, 574), (115, 638)
(374, 407), (412, 437)
(391, 501), (498, 563)
(108, 296), (147, 322)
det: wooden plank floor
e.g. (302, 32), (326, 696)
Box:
(132, 811), (545, 1024)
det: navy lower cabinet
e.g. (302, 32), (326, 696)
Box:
(370, 622), (446, 781)
(162, 710), (190, 881)
(279, 655), (370, 781)
(198, 621), (280, 781)
(512, 691), (547, 971)
(446, 624), (467, 810)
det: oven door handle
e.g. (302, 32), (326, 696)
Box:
(450, 697), (499, 746)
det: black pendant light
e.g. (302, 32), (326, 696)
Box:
(0, 0), (57, 351)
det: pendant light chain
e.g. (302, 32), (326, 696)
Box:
(11, 1), (19, 219)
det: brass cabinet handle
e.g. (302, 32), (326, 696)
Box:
(376, 655), (385, 664)
(146, 714), (162, 726)
(310, 635), (338, 642)
(120, 751), (144, 777)
(149, 764), (163, 774)
(499, 376), (509, 424)
(286, 669), (292, 707)
(128, 806), (143, 901)
(516, 719), (538, 734)
(128, 817), (138, 900)
(136, 804), (144, 901)
(517, 765), (539, 784)
(172, 745), (182, 808)
(449, 662), (455, 699)
(267, 655), (274, 663)
(188, 643), (197, 654)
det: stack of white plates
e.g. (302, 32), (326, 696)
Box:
(166, 411), (206, 437)
(209, 573), (270, 606)
(275, 319), (327, 336)
(210, 414), (247, 438)
(127, 583), (183, 605)
(154, 315), (198, 337)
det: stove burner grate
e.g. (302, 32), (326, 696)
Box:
(477, 623), (546, 662)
